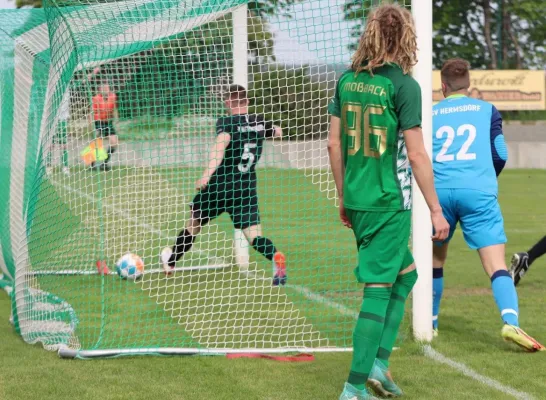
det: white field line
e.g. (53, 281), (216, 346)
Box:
(51, 177), (532, 398)
(53, 179), (326, 346)
(243, 272), (534, 399)
(423, 345), (535, 400)
(51, 179), (225, 265)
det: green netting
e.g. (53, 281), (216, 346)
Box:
(1, 0), (412, 357)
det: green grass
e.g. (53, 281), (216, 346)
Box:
(1, 169), (545, 399)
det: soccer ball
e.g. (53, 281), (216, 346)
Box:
(115, 253), (144, 280)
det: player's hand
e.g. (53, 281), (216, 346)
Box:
(431, 209), (449, 241)
(339, 199), (352, 228)
(196, 177), (209, 191)
(93, 67), (101, 75)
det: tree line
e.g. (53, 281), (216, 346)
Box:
(15, 0), (546, 135)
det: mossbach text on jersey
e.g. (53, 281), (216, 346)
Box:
(342, 82), (387, 97)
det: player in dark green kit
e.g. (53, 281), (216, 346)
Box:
(328, 4), (449, 399)
(161, 85), (287, 286)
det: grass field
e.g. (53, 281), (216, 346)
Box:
(1, 169), (546, 400)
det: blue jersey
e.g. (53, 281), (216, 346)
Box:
(433, 95), (507, 196)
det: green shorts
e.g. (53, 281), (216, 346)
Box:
(53, 120), (68, 144)
(346, 209), (414, 284)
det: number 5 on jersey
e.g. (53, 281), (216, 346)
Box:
(342, 103), (387, 159)
(238, 143), (257, 173)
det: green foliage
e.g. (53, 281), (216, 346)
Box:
(432, 1), (487, 69)
(248, 0), (305, 18)
(342, 0), (546, 70)
(73, 14), (277, 121)
(15, 0), (42, 7)
(433, 0), (546, 70)
(250, 66), (331, 140)
(342, 0), (388, 52)
(117, 17), (235, 119)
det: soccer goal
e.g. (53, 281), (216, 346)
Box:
(0, 0), (432, 358)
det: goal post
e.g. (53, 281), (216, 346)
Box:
(1, 0), (435, 359)
(411, 0), (434, 342)
(231, 4), (250, 271)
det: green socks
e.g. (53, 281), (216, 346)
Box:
(348, 286), (391, 390)
(377, 269), (418, 367)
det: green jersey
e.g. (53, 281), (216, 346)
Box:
(328, 64), (422, 211)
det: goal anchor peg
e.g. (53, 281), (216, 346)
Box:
(96, 260), (110, 275)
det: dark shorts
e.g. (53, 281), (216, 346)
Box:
(191, 181), (260, 230)
(94, 120), (116, 137)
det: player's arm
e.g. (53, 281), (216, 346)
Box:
(327, 78), (344, 198)
(404, 128), (440, 212)
(263, 118), (282, 138)
(404, 128), (448, 240)
(328, 116), (344, 198)
(196, 132), (231, 190)
(328, 116), (351, 227)
(398, 78), (448, 240)
(326, 78), (351, 226)
(490, 105), (507, 176)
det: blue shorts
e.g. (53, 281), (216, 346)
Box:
(436, 188), (506, 250)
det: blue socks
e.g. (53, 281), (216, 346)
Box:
(432, 268), (519, 329)
(432, 267), (444, 329)
(491, 270), (519, 327)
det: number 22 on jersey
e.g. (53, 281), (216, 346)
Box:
(342, 103), (387, 159)
(435, 124), (477, 162)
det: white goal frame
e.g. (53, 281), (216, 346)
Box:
(231, 4), (251, 271)
(230, 1), (434, 342)
(411, 0), (433, 342)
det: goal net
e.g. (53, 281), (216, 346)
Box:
(0, 0), (429, 358)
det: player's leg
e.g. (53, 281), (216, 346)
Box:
(101, 122), (117, 170)
(90, 121), (103, 169)
(365, 211), (414, 398)
(241, 224), (286, 286)
(340, 210), (406, 400)
(104, 122), (118, 167)
(460, 191), (544, 351)
(511, 236), (546, 286)
(368, 259), (416, 398)
(161, 187), (220, 274)
(162, 211), (206, 271)
(232, 190), (287, 286)
(478, 244), (544, 351)
(432, 243), (448, 334)
(431, 188), (457, 334)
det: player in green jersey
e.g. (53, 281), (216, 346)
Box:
(328, 4), (449, 399)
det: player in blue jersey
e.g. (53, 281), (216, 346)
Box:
(431, 58), (544, 352)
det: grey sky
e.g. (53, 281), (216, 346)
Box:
(0, 0), (14, 8)
(271, 1), (353, 64)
